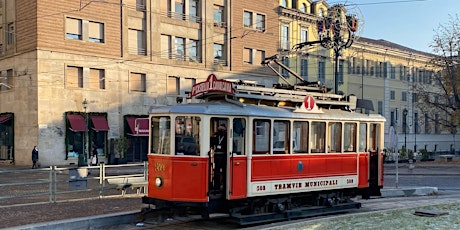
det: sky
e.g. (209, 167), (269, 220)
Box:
(331, 0), (459, 53)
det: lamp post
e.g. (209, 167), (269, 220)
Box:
(403, 109), (408, 152)
(317, 4), (357, 94)
(82, 98), (89, 166)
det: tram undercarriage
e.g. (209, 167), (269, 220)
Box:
(141, 188), (363, 226)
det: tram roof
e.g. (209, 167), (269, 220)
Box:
(150, 101), (385, 122)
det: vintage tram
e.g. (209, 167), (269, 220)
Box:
(142, 74), (385, 224)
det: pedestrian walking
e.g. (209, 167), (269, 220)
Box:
(31, 146), (39, 169)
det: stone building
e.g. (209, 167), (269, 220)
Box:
(0, 0), (455, 166)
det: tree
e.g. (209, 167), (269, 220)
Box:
(414, 14), (460, 132)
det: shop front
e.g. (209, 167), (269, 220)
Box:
(66, 112), (109, 166)
(0, 113), (14, 163)
(125, 115), (149, 162)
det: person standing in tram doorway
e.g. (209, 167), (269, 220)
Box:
(31, 146), (39, 169)
(210, 123), (227, 191)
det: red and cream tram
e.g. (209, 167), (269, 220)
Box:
(142, 74), (385, 224)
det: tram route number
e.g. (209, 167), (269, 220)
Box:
(256, 185), (266, 191)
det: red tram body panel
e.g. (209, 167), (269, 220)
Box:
(148, 155), (208, 202)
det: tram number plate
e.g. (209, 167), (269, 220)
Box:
(347, 179), (354, 184)
(256, 185), (266, 191)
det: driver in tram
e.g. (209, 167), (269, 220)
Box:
(210, 123), (227, 191)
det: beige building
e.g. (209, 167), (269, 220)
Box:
(0, 0), (455, 166)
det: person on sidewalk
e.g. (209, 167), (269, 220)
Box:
(31, 146), (39, 169)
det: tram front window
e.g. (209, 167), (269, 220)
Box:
(151, 116), (171, 155)
(175, 116), (200, 155)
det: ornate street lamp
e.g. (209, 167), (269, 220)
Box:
(82, 98), (89, 166)
(293, 4), (359, 94)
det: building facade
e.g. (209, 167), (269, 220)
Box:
(0, 0), (456, 166)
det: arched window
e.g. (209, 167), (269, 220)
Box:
(301, 3), (307, 13)
(281, 0), (287, 7)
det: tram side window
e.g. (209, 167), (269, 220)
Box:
(344, 123), (357, 152)
(233, 118), (246, 155)
(151, 116), (171, 155)
(175, 116), (200, 155)
(253, 119), (270, 154)
(310, 121), (325, 153)
(293, 121), (308, 153)
(359, 123), (367, 152)
(369, 123), (381, 152)
(273, 120), (290, 154)
(328, 122), (342, 153)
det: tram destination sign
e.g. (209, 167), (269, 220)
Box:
(190, 74), (234, 98)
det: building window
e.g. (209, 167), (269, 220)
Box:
(402, 91), (407, 101)
(390, 90), (395, 100)
(66, 66), (83, 88)
(300, 58), (308, 79)
(338, 60), (344, 84)
(213, 5), (224, 23)
(281, 57), (289, 78)
(189, 39), (199, 62)
(434, 114), (439, 134)
(318, 60), (325, 83)
(167, 76), (179, 95)
(214, 43), (223, 59)
(0, 69), (13, 91)
(243, 11), (252, 27)
(281, 0), (287, 7)
(88, 21), (104, 43)
(128, 29), (146, 55)
(255, 50), (265, 66)
(174, 0), (185, 20)
(127, 0), (146, 11)
(281, 25), (289, 50)
(189, 0), (199, 22)
(378, 101), (383, 115)
(183, 78), (196, 94)
(161, 34), (172, 59)
(175, 37), (185, 60)
(7, 23), (14, 45)
(243, 48), (253, 64)
(65, 18), (82, 40)
(300, 3), (307, 13)
(256, 13), (265, 31)
(300, 29), (308, 43)
(130, 72), (146, 92)
(89, 68), (105, 90)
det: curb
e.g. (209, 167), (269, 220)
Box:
(381, 187), (438, 197)
(9, 211), (139, 230)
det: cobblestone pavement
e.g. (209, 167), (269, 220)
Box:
(1, 161), (460, 229)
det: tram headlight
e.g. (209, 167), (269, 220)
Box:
(155, 176), (163, 187)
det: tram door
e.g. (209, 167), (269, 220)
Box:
(209, 117), (247, 199)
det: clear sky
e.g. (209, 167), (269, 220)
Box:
(331, 0), (459, 53)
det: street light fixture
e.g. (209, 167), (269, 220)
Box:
(292, 4), (359, 94)
(82, 98), (89, 166)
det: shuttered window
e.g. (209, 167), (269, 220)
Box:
(65, 18), (82, 40)
(88, 21), (104, 43)
(66, 66), (83, 88)
(89, 68), (105, 90)
(130, 72), (146, 92)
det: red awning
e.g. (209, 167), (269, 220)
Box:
(67, 114), (88, 132)
(90, 115), (110, 131)
(126, 116), (149, 136)
(0, 114), (11, 124)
